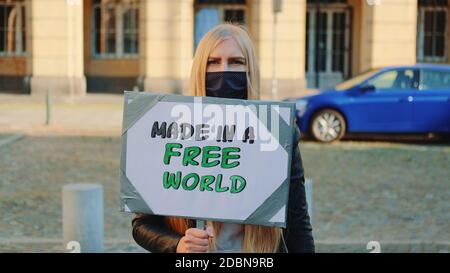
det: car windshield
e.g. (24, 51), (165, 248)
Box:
(335, 68), (381, 91)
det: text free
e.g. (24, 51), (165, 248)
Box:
(162, 143), (247, 194)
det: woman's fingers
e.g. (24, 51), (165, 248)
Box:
(180, 228), (212, 253)
(185, 234), (209, 246)
(186, 228), (209, 239)
(185, 243), (209, 253)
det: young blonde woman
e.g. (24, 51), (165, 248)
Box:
(132, 24), (314, 253)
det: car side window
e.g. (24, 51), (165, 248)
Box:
(420, 69), (450, 91)
(368, 69), (417, 92)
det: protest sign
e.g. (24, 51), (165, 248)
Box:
(120, 91), (295, 227)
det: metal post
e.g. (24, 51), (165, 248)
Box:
(271, 11), (278, 100)
(271, 0), (282, 100)
(46, 89), (52, 125)
(305, 178), (313, 224)
(196, 220), (205, 230)
(63, 183), (104, 253)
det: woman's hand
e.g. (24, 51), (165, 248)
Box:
(176, 227), (214, 253)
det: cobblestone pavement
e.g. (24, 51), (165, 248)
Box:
(1, 134), (449, 253)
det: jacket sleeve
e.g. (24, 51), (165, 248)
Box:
(284, 125), (315, 253)
(131, 213), (182, 253)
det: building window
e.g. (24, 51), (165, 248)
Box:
(92, 0), (139, 58)
(332, 12), (346, 73)
(194, 0), (247, 50)
(0, 0), (26, 56)
(417, 0), (448, 63)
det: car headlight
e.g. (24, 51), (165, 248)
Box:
(295, 100), (308, 117)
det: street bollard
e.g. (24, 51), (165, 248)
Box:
(305, 178), (313, 224)
(46, 89), (52, 125)
(63, 183), (104, 253)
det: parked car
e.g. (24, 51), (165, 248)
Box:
(286, 64), (450, 142)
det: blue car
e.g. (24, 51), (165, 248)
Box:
(288, 64), (450, 142)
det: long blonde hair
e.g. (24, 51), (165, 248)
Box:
(189, 23), (260, 100)
(166, 24), (281, 253)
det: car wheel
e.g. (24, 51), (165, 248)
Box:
(311, 109), (346, 142)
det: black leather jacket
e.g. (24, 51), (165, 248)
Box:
(131, 126), (315, 253)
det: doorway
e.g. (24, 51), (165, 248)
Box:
(306, 2), (351, 88)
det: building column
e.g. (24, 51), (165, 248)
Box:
(359, 0), (418, 72)
(139, 0), (194, 95)
(28, 0), (86, 97)
(251, 0), (307, 99)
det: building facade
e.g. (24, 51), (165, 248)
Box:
(0, 0), (449, 98)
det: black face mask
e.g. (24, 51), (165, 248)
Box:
(205, 71), (248, 100)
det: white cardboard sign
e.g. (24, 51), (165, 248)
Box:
(120, 91), (295, 227)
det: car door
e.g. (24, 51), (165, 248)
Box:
(347, 69), (418, 132)
(412, 69), (450, 133)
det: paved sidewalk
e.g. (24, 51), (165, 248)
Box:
(0, 94), (124, 136)
(0, 90), (320, 137)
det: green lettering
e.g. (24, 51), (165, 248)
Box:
(199, 175), (215, 192)
(163, 171), (182, 189)
(182, 173), (200, 191)
(182, 146), (201, 166)
(221, 147), (241, 169)
(214, 174), (229, 192)
(230, 175), (246, 193)
(163, 143), (182, 165)
(201, 146), (221, 168)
